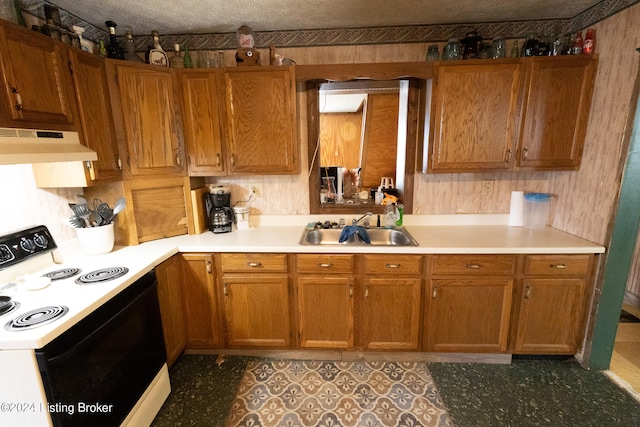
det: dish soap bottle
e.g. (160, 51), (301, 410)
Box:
(375, 186), (384, 205)
(384, 204), (398, 228)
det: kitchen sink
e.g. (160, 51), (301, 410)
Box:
(299, 227), (418, 246)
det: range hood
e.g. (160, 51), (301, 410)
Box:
(0, 128), (97, 165)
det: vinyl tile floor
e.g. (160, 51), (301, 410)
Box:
(152, 354), (640, 427)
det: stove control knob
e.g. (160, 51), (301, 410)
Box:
(33, 233), (48, 248)
(20, 237), (35, 253)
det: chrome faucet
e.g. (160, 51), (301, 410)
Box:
(353, 211), (373, 227)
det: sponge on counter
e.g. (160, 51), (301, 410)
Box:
(381, 193), (398, 205)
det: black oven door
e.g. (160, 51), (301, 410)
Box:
(36, 269), (166, 427)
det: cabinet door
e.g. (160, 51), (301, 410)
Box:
(181, 70), (226, 176)
(512, 278), (586, 354)
(111, 62), (185, 178)
(222, 277), (291, 347)
(156, 255), (186, 366)
(429, 61), (521, 172)
(222, 67), (298, 174)
(363, 278), (422, 350)
(427, 279), (513, 352)
(68, 50), (122, 182)
(0, 21), (76, 127)
(517, 56), (597, 170)
(181, 254), (222, 348)
(297, 277), (354, 348)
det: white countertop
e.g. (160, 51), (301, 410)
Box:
(58, 214), (604, 266)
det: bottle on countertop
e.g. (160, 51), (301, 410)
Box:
(124, 26), (144, 62)
(374, 186), (384, 205)
(105, 21), (124, 60)
(169, 44), (184, 68)
(147, 30), (168, 66)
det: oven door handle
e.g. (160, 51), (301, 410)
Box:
(44, 280), (156, 366)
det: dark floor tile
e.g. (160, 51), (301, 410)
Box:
(428, 360), (640, 427)
(151, 355), (251, 427)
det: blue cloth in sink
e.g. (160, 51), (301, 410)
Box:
(339, 226), (370, 243)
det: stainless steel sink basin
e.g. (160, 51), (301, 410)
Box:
(299, 227), (418, 246)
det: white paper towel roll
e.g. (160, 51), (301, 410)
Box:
(509, 191), (524, 226)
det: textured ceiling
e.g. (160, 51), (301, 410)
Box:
(46, 0), (602, 35)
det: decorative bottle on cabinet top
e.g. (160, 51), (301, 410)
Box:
(169, 44), (184, 68)
(105, 21), (124, 60)
(124, 26), (144, 62)
(147, 30), (168, 67)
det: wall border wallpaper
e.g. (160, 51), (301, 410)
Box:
(16, 0), (640, 51)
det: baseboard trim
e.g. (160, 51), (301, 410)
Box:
(184, 348), (513, 364)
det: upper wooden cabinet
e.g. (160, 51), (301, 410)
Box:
(180, 70), (227, 176)
(221, 67), (298, 174)
(429, 60), (522, 172)
(106, 60), (185, 179)
(517, 56), (597, 170)
(67, 50), (122, 182)
(0, 20), (77, 129)
(426, 56), (597, 173)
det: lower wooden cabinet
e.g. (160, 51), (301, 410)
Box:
(297, 277), (354, 348)
(426, 279), (513, 353)
(510, 254), (592, 354)
(155, 254), (186, 367)
(426, 255), (517, 353)
(219, 253), (292, 348)
(362, 278), (422, 350)
(181, 253), (223, 348)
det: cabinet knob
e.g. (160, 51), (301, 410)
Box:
(216, 153), (222, 166)
(349, 283), (353, 297)
(522, 147), (529, 161)
(206, 260), (212, 274)
(524, 284), (531, 299)
(466, 263), (481, 269)
(365, 286), (369, 298)
(223, 283), (228, 296)
(247, 262), (262, 268)
(505, 149), (512, 163)
(385, 263), (400, 269)
(176, 155), (181, 166)
(432, 287), (437, 298)
(230, 154), (236, 166)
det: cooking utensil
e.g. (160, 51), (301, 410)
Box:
(68, 216), (85, 228)
(95, 202), (113, 225)
(70, 203), (91, 227)
(105, 197), (126, 224)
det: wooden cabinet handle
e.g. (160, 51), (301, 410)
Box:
(247, 262), (262, 267)
(349, 284), (353, 297)
(318, 263), (333, 268)
(550, 264), (567, 269)
(522, 147), (529, 161)
(432, 287), (437, 298)
(505, 149), (512, 163)
(223, 283), (228, 296)
(206, 260), (212, 274)
(524, 285), (531, 299)
(175, 154), (181, 166)
(466, 263), (481, 269)
(230, 154), (236, 166)
(385, 263), (400, 268)
(216, 153), (221, 166)
(365, 286), (369, 298)
(11, 87), (22, 111)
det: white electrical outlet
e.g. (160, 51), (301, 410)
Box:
(251, 183), (263, 197)
(482, 179), (495, 196)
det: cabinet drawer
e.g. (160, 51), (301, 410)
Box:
(297, 254), (355, 273)
(363, 255), (423, 275)
(431, 255), (517, 275)
(525, 255), (592, 276)
(220, 253), (288, 273)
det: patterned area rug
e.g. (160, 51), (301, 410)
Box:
(225, 360), (453, 427)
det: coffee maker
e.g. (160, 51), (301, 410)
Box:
(205, 186), (235, 233)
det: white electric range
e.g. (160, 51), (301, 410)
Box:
(0, 226), (170, 427)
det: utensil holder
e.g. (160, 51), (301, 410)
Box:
(76, 223), (114, 255)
